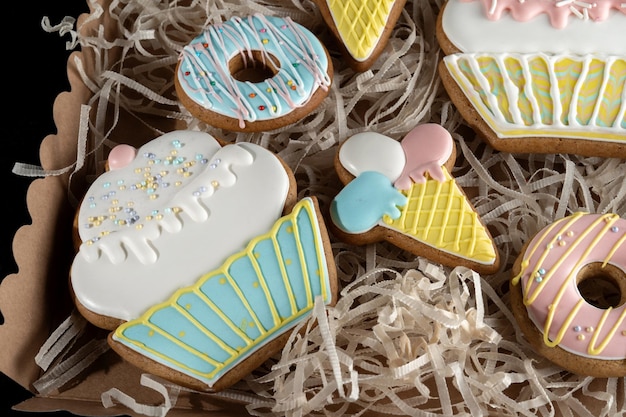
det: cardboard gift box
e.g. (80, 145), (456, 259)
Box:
(2, 1), (624, 416)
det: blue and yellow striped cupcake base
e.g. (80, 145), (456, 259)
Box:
(110, 197), (335, 391)
(441, 52), (626, 158)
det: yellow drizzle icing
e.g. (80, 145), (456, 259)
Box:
(512, 213), (626, 358)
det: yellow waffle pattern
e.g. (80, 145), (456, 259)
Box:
(382, 170), (497, 265)
(326, 0), (397, 60)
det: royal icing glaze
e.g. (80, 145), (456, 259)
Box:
(444, 53), (626, 140)
(112, 197), (334, 388)
(176, 15), (331, 129)
(512, 212), (626, 360)
(393, 123), (454, 188)
(107, 144), (137, 171)
(71, 131), (291, 322)
(331, 124), (498, 267)
(441, 0), (626, 143)
(467, 0), (625, 29)
(337, 131), (406, 181)
(323, 0), (399, 62)
(442, 0), (626, 55)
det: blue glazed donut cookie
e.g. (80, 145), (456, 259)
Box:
(175, 14), (333, 132)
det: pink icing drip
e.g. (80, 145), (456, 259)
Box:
(108, 144), (137, 171)
(393, 123), (454, 190)
(462, 0), (626, 29)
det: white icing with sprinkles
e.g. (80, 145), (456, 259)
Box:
(71, 130), (291, 322)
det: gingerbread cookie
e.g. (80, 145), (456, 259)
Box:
(436, 0), (626, 158)
(510, 212), (626, 377)
(313, 0), (407, 72)
(330, 123), (500, 275)
(70, 130), (338, 391)
(175, 15), (333, 132)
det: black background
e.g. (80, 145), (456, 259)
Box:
(2, 2), (96, 417)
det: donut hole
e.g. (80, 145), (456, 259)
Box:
(229, 51), (279, 83)
(576, 263), (626, 309)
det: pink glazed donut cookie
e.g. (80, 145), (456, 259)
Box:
(175, 14), (333, 132)
(511, 212), (626, 377)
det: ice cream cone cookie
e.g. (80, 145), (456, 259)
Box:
(511, 212), (626, 377)
(330, 123), (500, 274)
(313, 0), (407, 72)
(175, 15), (333, 132)
(436, 0), (626, 158)
(70, 131), (338, 391)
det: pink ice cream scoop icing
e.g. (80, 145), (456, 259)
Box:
(462, 0), (626, 29)
(393, 123), (454, 190)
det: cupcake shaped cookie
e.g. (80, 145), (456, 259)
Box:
(437, 0), (626, 158)
(70, 131), (338, 391)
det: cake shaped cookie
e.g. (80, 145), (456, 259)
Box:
(175, 15), (333, 132)
(436, 0), (626, 158)
(70, 130), (338, 391)
(313, 0), (407, 72)
(330, 123), (500, 274)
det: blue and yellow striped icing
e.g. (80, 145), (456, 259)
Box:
(112, 197), (333, 387)
(444, 53), (626, 142)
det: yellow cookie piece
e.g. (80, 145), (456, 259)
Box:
(383, 169), (498, 267)
(316, 0), (406, 71)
